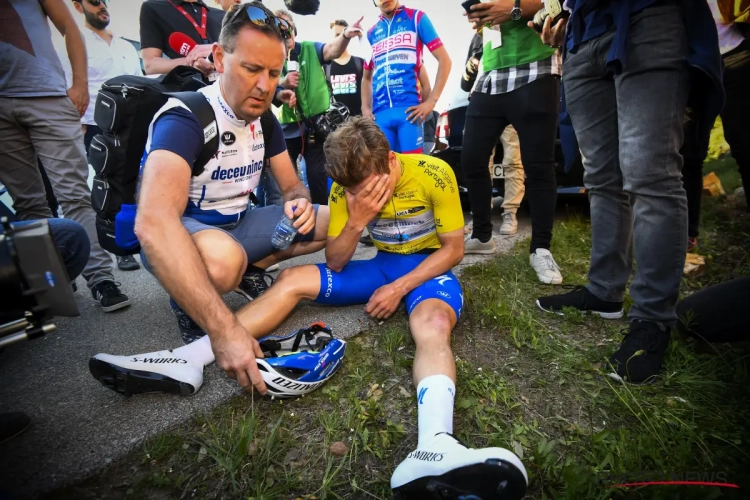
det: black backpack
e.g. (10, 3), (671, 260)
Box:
(89, 66), (274, 256)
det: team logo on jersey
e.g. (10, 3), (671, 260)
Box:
(221, 131), (237, 146)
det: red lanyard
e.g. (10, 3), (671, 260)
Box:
(170, 1), (208, 42)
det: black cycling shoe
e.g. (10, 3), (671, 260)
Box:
(117, 255), (141, 271)
(609, 320), (671, 384)
(170, 300), (207, 345)
(234, 271), (275, 301)
(536, 285), (623, 319)
(91, 280), (131, 312)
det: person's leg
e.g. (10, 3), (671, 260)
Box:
(0, 97), (55, 221)
(720, 40), (750, 209)
(37, 159), (59, 218)
(375, 108), (400, 152)
(303, 139), (329, 205)
(21, 97), (118, 292)
(47, 218), (91, 281)
(680, 105), (706, 244)
(500, 125), (525, 216)
(506, 76), (560, 254)
(461, 92), (509, 245)
(395, 106), (424, 154)
(676, 277), (750, 343)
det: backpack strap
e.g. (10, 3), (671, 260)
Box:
(259, 109), (275, 153)
(166, 91), (219, 176)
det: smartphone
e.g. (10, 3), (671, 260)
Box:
(461, 0), (481, 15)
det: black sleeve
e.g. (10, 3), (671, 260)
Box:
(139, 2), (164, 51)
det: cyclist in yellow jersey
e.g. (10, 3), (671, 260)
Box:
(211, 116), (527, 498)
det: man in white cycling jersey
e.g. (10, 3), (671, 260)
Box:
(90, 2), (329, 394)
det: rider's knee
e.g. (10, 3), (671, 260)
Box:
(200, 239), (246, 292)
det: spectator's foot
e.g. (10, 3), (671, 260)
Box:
(0, 412), (32, 444)
(91, 280), (130, 312)
(360, 234), (375, 246)
(171, 300), (207, 345)
(608, 320), (670, 384)
(234, 271), (275, 301)
(464, 235), (496, 254)
(117, 255), (141, 271)
(499, 212), (518, 235)
(266, 263), (280, 272)
(391, 432), (527, 500)
(687, 237), (698, 253)
(89, 350), (203, 396)
(529, 249), (563, 285)
(537, 286), (623, 319)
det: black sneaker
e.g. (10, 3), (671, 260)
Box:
(117, 255), (141, 271)
(234, 271), (275, 301)
(170, 299), (207, 345)
(609, 320), (670, 384)
(91, 280), (131, 312)
(0, 412), (32, 444)
(536, 286), (623, 319)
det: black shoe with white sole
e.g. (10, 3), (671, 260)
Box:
(91, 280), (131, 312)
(170, 299), (207, 345)
(89, 350), (203, 396)
(117, 255), (141, 271)
(609, 320), (670, 384)
(391, 432), (527, 500)
(234, 271), (274, 301)
(536, 286), (623, 319)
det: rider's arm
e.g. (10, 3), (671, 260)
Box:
(324, 184), (360, 272)
(418, 13), (452, 108)
(361, 67), (374, 116)
(135, 117), (245, 344)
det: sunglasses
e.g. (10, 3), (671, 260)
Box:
(226, 4), (293, 40)
(85, 0), (107, 6)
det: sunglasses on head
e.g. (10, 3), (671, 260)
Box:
(84, 0), (107, 6)
(226, 4), (293, 39)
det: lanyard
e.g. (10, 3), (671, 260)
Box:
(170, 1), (208, 42)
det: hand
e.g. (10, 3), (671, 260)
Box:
(528, 16), (567, 48)
(192, 57), (215, 76)
(285, 198), (316, 235)
(67, 84), (89, 117)
(345, 174), (391, 230)
(277, 89), (297, 107)
(344, 16), (365, 39)
(362, 108), (375, 121)
(186, 44), (214, 66)
(465, 0), (514, 27)
(212, 326), (267, 395)
(405, 100), (436, 125)
(365, 282), (406, 320)
(283, 71), (300, 90)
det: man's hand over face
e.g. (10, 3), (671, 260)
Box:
(345, 174), (391, 230)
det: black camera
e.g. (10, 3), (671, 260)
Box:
(532, 0), (570, 33)
(0, 218), (78, 348)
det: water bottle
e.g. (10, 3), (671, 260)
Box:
(297, 154), (309, 189)
(271, 207), (297, 250)
(115, 203), (139, 250)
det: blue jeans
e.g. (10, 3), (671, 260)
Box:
(11, 218), (90, 281)
(563, 3), (690, 324)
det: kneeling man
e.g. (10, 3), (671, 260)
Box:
(92, 115), (528, 499)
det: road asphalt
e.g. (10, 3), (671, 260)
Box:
(0, 208), (531, 498)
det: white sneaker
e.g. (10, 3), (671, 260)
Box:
(499, 212), (518, 235)
(89, 350), (204, 396)
(464, 234), (496, 255)
(391, 432), (528, 500)
(530, 248), (563, 285)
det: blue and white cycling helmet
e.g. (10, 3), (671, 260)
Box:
(257, 322), (346, 399)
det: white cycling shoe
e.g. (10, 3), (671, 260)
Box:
(391, 432), (528, 500)
(89, 350), (204, 397)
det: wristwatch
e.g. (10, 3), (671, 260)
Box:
(510, 0), (522, 21)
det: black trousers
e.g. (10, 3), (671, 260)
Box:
(286, 134), (328, 206)
(461, 76), (560, 252)
(676, 277), (750, 342)
(682, 39), (750, 238)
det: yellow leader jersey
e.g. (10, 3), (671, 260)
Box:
(328, 153), (464, 254)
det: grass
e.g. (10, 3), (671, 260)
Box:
(50, 159), (750, 500)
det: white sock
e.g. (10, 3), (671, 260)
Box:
(416, 374), (455, 447)
(172, 335), (215, 366)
